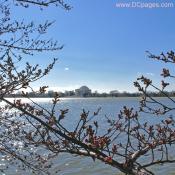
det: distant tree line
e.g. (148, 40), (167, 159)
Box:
(4, 90), (175, 98)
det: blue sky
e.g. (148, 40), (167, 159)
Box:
(13, 0), (175, 92)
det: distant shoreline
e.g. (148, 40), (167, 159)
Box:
(4, 96), (175, 99)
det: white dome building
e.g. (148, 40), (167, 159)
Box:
(75, 86), (92, 97)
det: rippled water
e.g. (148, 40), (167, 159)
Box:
(2, 97), (175, 175)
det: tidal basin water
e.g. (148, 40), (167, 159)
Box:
(2, 97), (175, 175)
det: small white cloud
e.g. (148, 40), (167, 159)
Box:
(64, 67), (69, 71)
(146, 72), (154, 76)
